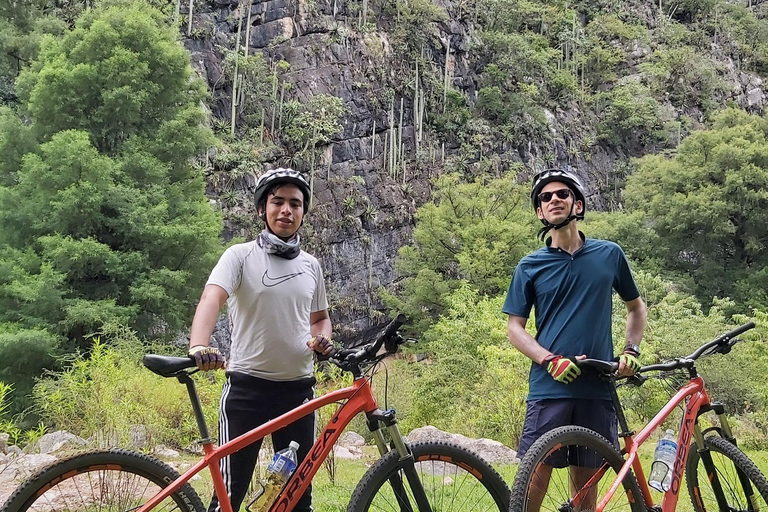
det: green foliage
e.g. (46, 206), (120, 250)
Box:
(398, 286), (530, 446)
(583, 211), (665, 276)
(0, 107), (37, 185)
(706, 2), (768, 75)
(16, 1), (208, 155)
(474, 83), (549, 145)
(625, 108), (768, 310)
(0, 3), (68, 104)
(0, 324), (59, 414)
(33, 335), (224, 449)
(479, 30), (561, 104)
(383, 173), (539, 332)
(222, 49), (275, 131)
(596, 80), (663, 149)
(281, 94), (344, 162)
(640, 45), (726, 111)
(0, 2), (223, 415)
(430, 89), (471, 140)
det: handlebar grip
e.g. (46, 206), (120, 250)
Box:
(721, 321), (755, 340)
(383, 313), (407, 339)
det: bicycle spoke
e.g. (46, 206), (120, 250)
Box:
(357, 448), (507, 512)
(687, 436), (768, 512)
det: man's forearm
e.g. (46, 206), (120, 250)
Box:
(625, 297), (647, 345)
(310, 318), (332, 338)
(189, 285), (228, 348)
(508, 316), (549, 365)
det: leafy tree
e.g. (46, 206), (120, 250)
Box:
(0, 2), (222, 413)
(397, 285), (530, 445)
(596, 80), (663, 150)
(383, 173), (539, 332)
(0, 1), (67, 105)
(16, 2), (208, 155)
(624, 108), (768, 310)
(583, 211), (664, 276)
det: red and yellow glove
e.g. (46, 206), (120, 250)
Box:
(542, 355), (581, 384)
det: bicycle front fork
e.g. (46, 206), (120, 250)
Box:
(366, 408), (434, 512)
(694, 404), (755, 511)
(366, 408), (405, 457)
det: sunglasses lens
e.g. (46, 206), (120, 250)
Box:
(539, 189), (571, 203)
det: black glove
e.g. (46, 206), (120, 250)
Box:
(188, 345), (225, 371)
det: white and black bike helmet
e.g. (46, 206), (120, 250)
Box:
(254, 168), (312, 213)
(530, 168), (587, 239)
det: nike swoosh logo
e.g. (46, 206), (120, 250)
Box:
(262, 270), (305, 287)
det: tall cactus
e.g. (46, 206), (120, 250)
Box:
(230, 5), (244, 136)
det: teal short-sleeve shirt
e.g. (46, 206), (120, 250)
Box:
(503, 237), (640, 400)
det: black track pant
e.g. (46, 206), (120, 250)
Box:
(208, 372), (316, 512)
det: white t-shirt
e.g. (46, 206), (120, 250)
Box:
(206, 240), (328, 381)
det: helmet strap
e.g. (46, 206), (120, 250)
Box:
(537, 202), (582, 241)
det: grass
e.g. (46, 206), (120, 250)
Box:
(176, 441), (768, 511)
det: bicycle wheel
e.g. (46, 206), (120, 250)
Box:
(686, 434), (768, 512)
(510, 425), (644, 512)
(347, 440), (509, 512)
(1, 449), (205, 512)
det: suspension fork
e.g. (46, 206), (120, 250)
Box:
(694, 403), (759, 511)
(366, 409), (433, 512)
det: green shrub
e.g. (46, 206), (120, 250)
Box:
(33, 333), (224, 450)
(597, 80), (663, 150)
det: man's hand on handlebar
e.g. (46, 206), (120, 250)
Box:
(308, 334), (334, 357)
(618, 352), (641, 377)
(542, 354), (583, 384)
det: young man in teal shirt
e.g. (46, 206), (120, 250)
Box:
(503, 169), (647, 511)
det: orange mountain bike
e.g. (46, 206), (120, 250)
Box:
(2, 315), (510, 512)
(510, 322), (768, 512)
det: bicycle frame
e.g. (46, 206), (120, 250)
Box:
(137, 376), (381, 512)
(588, 376), (710, 512)
(567, 371), (743, 512)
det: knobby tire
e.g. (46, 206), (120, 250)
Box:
(347, 440), (510, 512)
(0, 448), (205, 512)
(686, 434), (768, 512)
(510, 425), (644, 512)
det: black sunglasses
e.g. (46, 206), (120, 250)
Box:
(538, 189), (572, 203)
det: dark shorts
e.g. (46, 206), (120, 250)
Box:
(517, 398), (619, 468)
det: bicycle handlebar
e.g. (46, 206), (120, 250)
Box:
(142, 314), (409, 379)
(328, 313), (408, 370)
(577, 322), (756, 376)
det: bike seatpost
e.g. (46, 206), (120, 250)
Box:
(177, 373), (215, 445)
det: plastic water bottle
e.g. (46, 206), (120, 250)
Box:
(248, 441), (300, 512)
(648, 429), (677, 492)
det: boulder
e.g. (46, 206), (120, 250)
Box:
(34, 431), (87, 454)
(154, 445), (181, 458)
(332, 445), (363, 459)
(407, 426), (518, 464)
(339, 431), (366, 447)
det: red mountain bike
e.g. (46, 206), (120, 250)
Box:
(2, 315), (510, 512)
(510, 322), (768, 512)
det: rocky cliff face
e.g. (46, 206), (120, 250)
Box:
(184, 0), (469, 341)
(183, 0), (765, 343)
